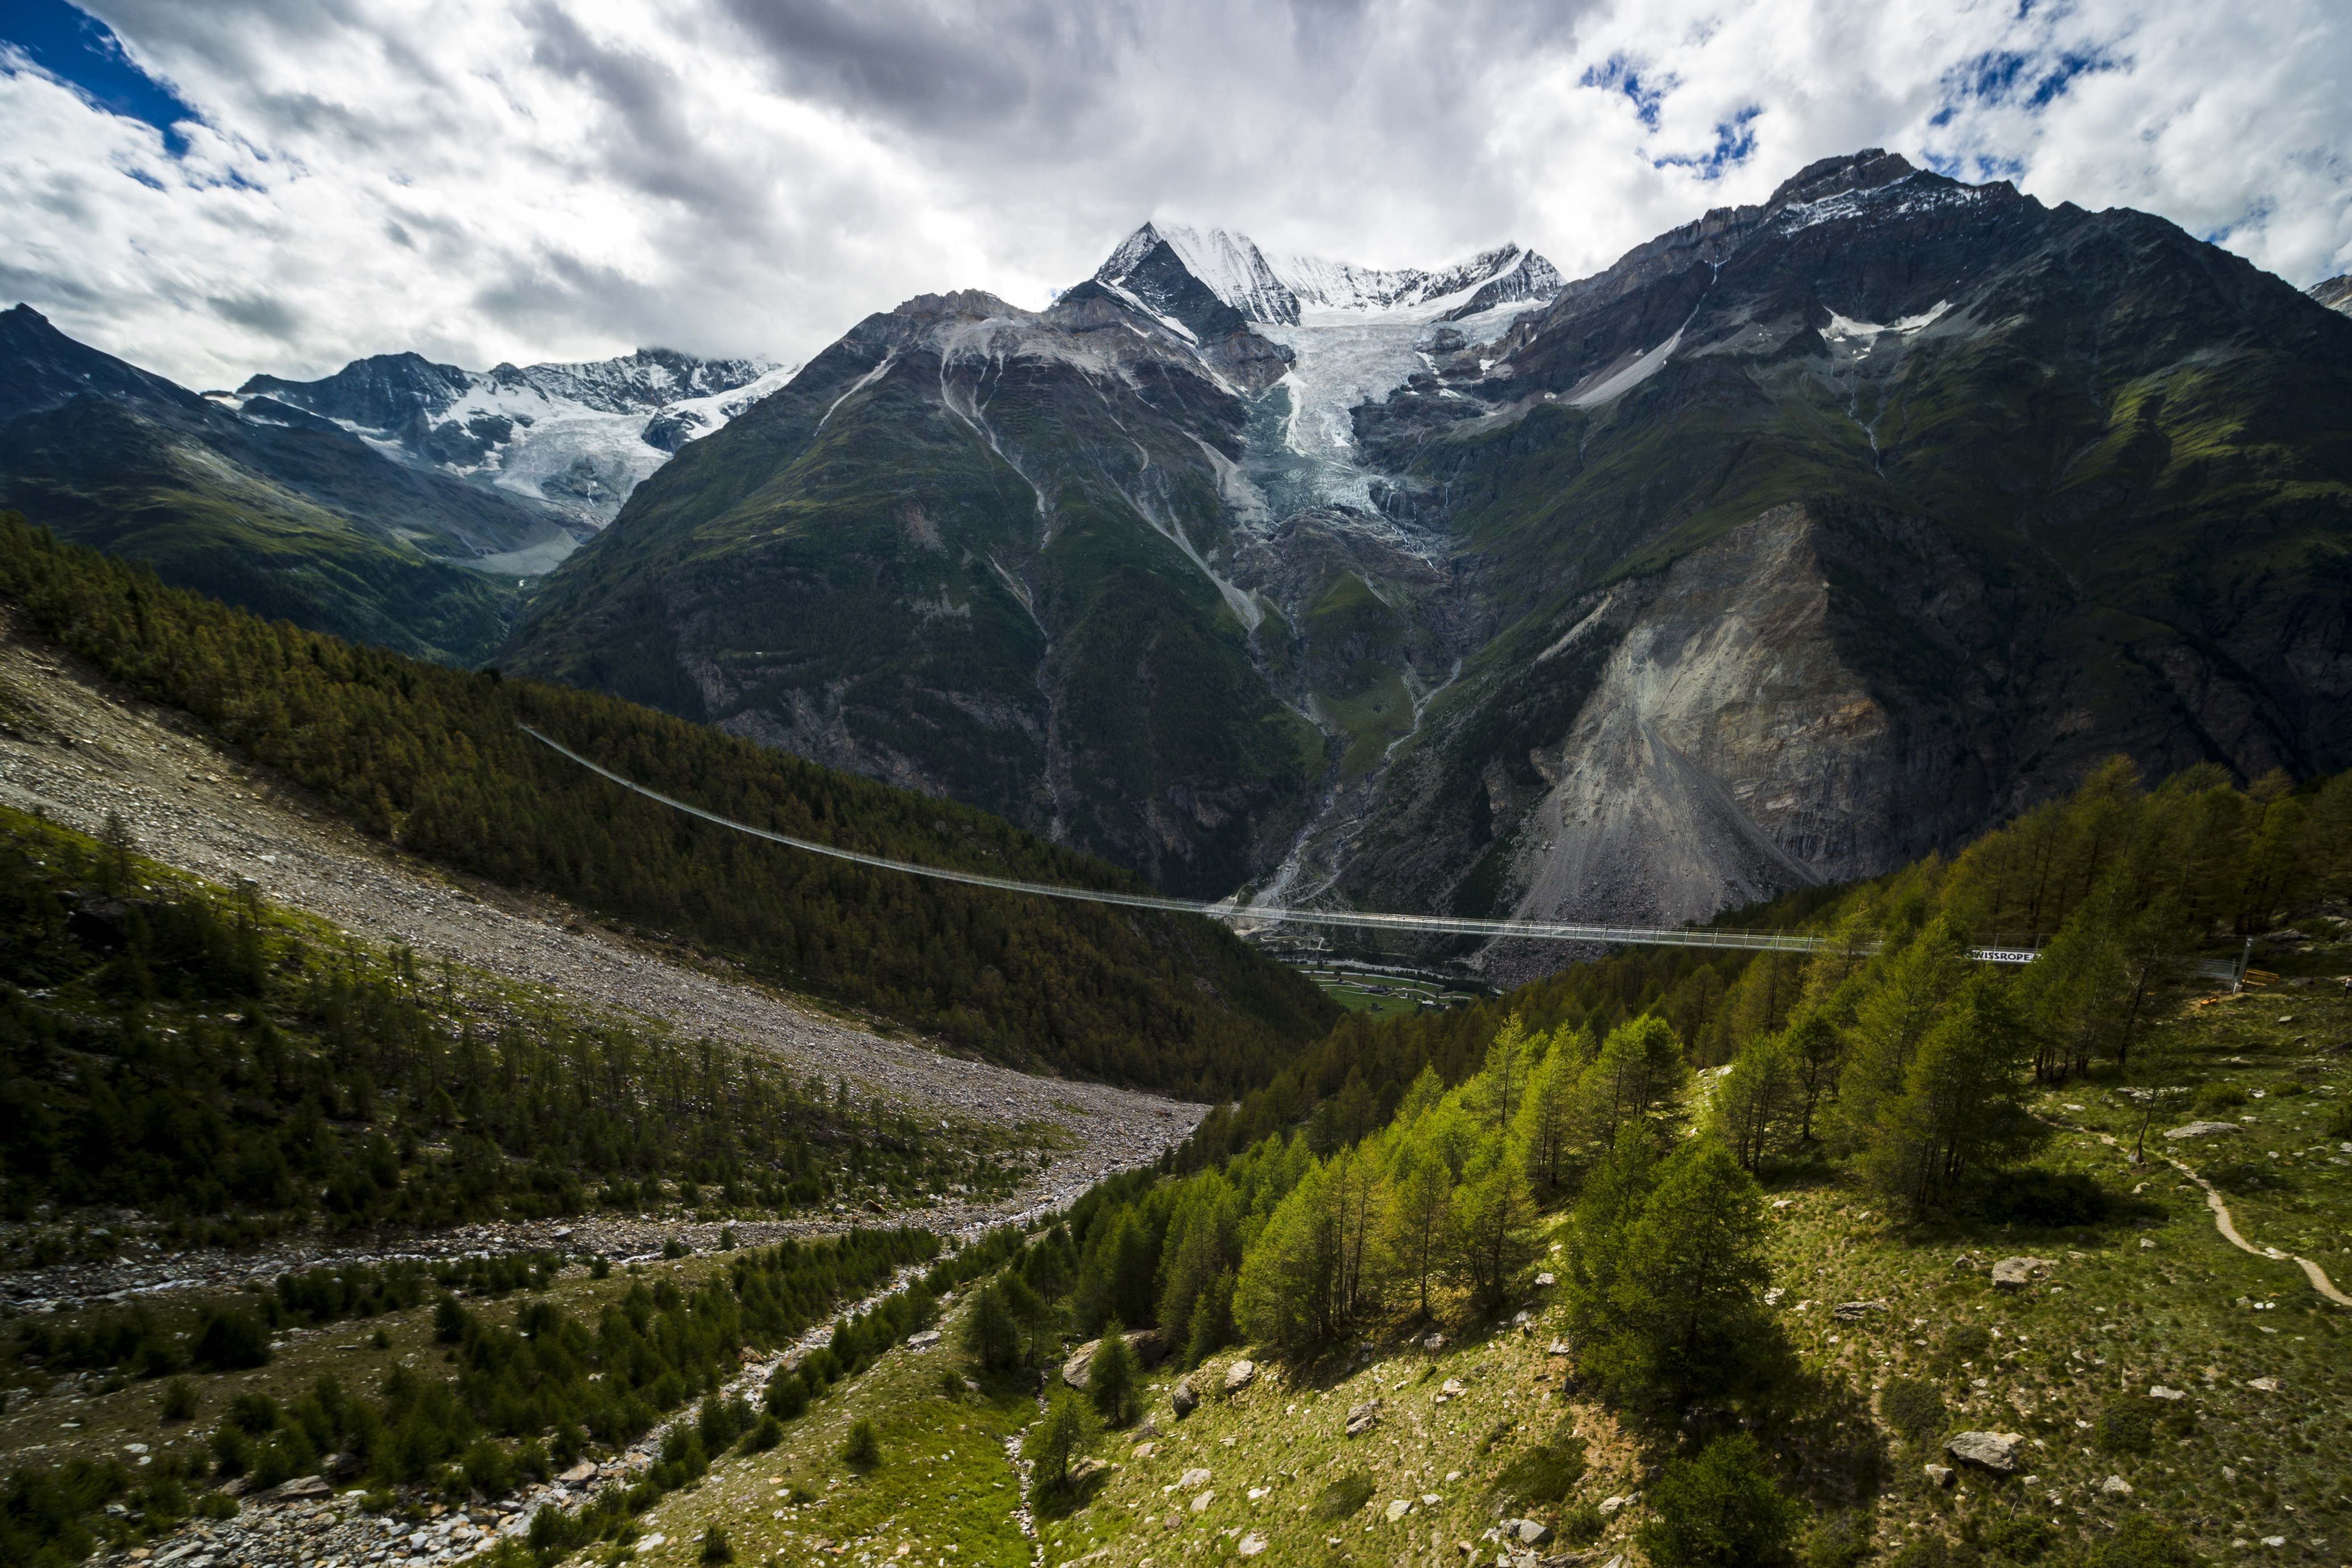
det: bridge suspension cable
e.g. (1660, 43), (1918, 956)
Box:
(520, 725), (2039, 963)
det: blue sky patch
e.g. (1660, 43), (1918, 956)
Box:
(1653, 106), (1761, 181)
(0, 0), (199, 152)
(1580, 54), (1669, 131)
(1936, 41), (2123, 124)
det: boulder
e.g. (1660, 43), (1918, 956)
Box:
(1990, 1257), (2052, 1290)
(2162, 1121), (2244, 1140)
(1062, 1329), (1161, 1388)
(556, 1462), (598, 1485)
(1423, 1332), (1446, 1352)
(1598, 1495), (1631, 1518)
(1190, 1489), (1216, 1513)
(265, 1476), (330, 1502)
(1178, 1467), (1213, 1490)
(1384, 1498), (1413, 1522)
(2101, 1475), (2133, 1497)
(1222, 1359), (1257, 1394)
(1500, 1518), (1553, 1546)
(1070, 1457), (1113, 1484)
(2148, 1386), (2185, 1401)
(1534, 1272), (1556, 1287)
(1945, 1431), (2026, 1473)
(1237, 1535), (1268, 1557)
(1924, 1465), (1955, 1489)
(1131, 1441), (1157, 1460)
(1546, 1340), (1572, 1357)
(1171, 1379), (1198, 1417)
(1831, 1300), (1887, 1322)
(1344, 1399), (1382, 1438)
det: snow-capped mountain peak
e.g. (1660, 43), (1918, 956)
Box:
(239, 346), (795, 527)
(1093, 223), (1562, 330)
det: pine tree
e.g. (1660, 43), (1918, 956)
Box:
(1513, 1046), (1581, 1193)
(1447, 1149), (1539, 1314)
(1023, 1392), (1097, 1494)
(1863, 974), (2040, 1210)
(1379, 1142), (1453, 1322)
(1829, 917), (1973, 1156)
(1086, 1321), (1139, 1426)
(1594, 1140), (1773, 1404)
(1714, 1030), (1801, 1174)
(1182, 1270), (1235, 1366)
(960, 1283), (1020, 1372)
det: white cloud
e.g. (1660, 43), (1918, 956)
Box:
(4, 0), (2347, 387)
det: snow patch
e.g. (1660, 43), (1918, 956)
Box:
(1568, 327), (1685, 408)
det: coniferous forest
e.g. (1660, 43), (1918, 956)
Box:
(0, 516), (1334, 1096)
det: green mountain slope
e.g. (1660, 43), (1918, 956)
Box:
(0, 305), (574, 666)
(507, 291), (1324, 899)
(0, 515), (1335, 1093)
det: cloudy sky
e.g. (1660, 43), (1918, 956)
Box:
(4, 0), (2348, 387)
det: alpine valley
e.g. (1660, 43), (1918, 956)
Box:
(18, 149), (2352, 970)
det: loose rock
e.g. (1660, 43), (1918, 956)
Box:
(1946, 1431), (2026, 1473)
(1924, 1465), (1955, 1489)
(1222, 1359), (1256, 1394)
(2163, 1121), (2245, 1140)
(1991, 1258), (2051, 1290)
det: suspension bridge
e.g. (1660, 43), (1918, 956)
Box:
(521, 725), (2048, 965)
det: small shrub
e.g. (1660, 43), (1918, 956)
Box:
(369, 1328), (391, 1351)
(190, 1307), (270, 1370)
(2193, 1082), (2248, 1114)
(719, 1227), (737, 1250)
(432, 1295), (472, 1344)
(1887, 1536), (1968, 1568)
(1559, 1501), (1606, 1544)
(739, 1414), (784, 1454)
(1313, 1471), (1376, 1521)
(1930, 1325), (1990, 1376)
(226, 1392), (281, 1435)
(1981, 1516), (2059, 1563)
(193, 1492), (240, 1520)
(1805, 1511), (1874, 1568)
(207, 1426), (252, 1479)
(1881, 1378), (1948, 1445)
(2326, 1098), (2352, 1138)
(841, 1418), (881, 1471)
(765, 1370), (810, 1421)
(159, 1378), (199, 1422)
(462, 1438), (515, 1496)
(698, 1527), (732, 1564)
(589, 1256), (612, 1280)
(1977, 1169), (2108, 1227)
(2267, 1079), (2306, 1097)
(2094, 1396), (2156, 1456)
(1494, 1422), (1587, 1504)
(1636, 1433), (1801, 1568)
(2085, 1516), (2195, 1568)
(661, 1237), (690, 1261)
